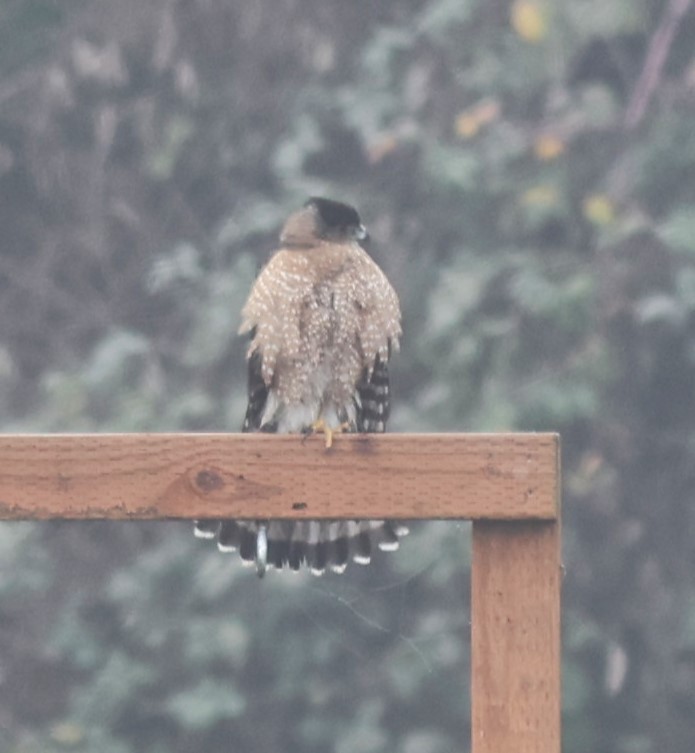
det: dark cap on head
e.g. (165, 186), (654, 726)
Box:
(306, 197), (368, 242)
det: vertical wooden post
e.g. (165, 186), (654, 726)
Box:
(471, 520), (561, 753)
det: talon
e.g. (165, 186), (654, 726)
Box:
(308, 419), (350, 449)
(314, 419), (334, 448)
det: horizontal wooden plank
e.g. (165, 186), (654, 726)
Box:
(0, 433), (558, 521)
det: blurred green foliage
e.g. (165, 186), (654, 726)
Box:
(1, 0), (695, 751)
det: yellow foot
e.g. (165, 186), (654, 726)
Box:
(308, 419), (351, 449)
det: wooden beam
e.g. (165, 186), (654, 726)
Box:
(0, 433), (558, 520)
(471, 520), (562, 753)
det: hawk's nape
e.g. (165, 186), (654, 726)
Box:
(194, 197), (406, 575)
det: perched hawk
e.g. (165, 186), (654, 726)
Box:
(195, 197), (407, 575)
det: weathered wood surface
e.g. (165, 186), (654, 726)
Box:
(0, 433), (558, 520)
(471, 520), (562, 753)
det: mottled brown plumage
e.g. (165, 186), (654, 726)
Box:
(195, 197), (406, 574)
(239, 203), (400, 429)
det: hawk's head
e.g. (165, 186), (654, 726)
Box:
(306, 197), (368, 242)
(280, 197), (368, 248)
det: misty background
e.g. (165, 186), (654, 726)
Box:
(1, 0), (695, 751)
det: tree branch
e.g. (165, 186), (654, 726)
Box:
(624, 0), (693, 130)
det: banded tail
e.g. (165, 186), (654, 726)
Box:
(194, 520), (409, 576)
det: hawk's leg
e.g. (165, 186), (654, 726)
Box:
(306, 419), (351, 449)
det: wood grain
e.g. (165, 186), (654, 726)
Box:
(0, 433), (558, 520)
(471, 520), (562, 753)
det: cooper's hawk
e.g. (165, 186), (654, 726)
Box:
(194, 197), (407, 575)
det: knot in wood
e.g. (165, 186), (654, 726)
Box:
(194, 469), (224, 494)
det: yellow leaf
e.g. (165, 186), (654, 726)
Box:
(583, 194), (615, 225)
(454, 99), (501, 139)
(511, 0), (547, 43)
(51, 722), (85, 747)
(367, 134), (399, 164)
(455, 113), (480, 138)
(521, 185), (558, 208)
(534, 134), (565, 161)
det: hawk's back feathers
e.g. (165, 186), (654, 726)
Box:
(195, 197), (405, 575)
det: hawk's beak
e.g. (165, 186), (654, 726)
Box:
(355, 224), (368, 241)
